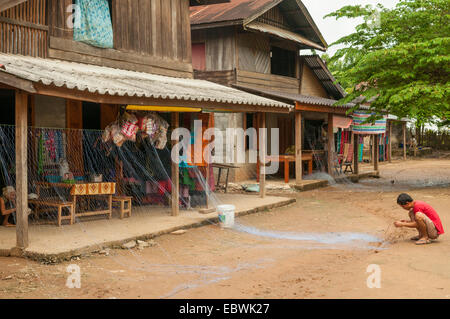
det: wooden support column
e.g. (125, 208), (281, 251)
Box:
(370, 135), (375, 164)
(255, 113), (260, 183)
(205, 164), (211, 208)
(327, 113), (334, 176)
(353, 133), (359, 176)
(403, 122), (407, 160)
(15, 90), (29, 249)
(295, 111), (302, 183)
(374, 134), (379, 172)
(115, 158), (124, 196)
(171, 113), (180, 216)
(259, 112), (266, 198)
(388, 121), (392, 163)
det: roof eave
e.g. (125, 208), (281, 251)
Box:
(244, 23), (326, 51)
(295, 0), (328, 50)
(242, 0), (284, 26)
(191, 19), (244, 30)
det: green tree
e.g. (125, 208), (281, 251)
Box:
(325, 0), (450, 126)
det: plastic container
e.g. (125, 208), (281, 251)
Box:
(45, 175), (61, 183)
(217, 204), (235, 228)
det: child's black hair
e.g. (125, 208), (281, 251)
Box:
(397, 193), (413, 205)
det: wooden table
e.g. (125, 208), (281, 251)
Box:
(212, 163), (240, 193)
(263, 154), (314, 183)
(35, 182), (116, 220)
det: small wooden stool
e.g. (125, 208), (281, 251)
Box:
(29, 199), (74, 227)
(112, 196), (133, 219)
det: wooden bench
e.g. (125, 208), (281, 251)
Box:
(112, 196), (132, 219)
(28, 199), (74, 227)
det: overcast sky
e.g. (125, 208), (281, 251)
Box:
(301, 0), (399, 56)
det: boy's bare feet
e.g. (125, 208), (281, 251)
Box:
(415, 238), (432, 245)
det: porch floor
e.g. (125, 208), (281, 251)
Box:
(229, 165), (381, 192)
(0, 194), (295, 260)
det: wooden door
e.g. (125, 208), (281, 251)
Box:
(278, 117), (293, 154)
(100, 104), (120, 129)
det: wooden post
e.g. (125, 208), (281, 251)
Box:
(327, 113), (334, 176)
(374, 134), (379, 172)
(171, 112), (180, 216)
(403, 122), (407, 160)
(15, 90), (29, 249)
(259, 112), (266, 198)
(206, 163), (211, 209)
(295, 111), (302, 183)
(353, 133), (359, 176)
(370, 135), (374, 164)
(255, 113), (260, 183)
(115, 158), (124, 195)
(388, 121), (392, 163)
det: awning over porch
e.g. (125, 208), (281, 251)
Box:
(0, 53), (292, 113)
(232, 83), (354, 114)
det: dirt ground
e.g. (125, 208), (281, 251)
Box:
(0, 158), (449, 299)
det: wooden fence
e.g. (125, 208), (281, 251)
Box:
(422, 130), (450, 150)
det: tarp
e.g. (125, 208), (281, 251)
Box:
(352, 111), (387, 135)
(333, 116), (353, 129)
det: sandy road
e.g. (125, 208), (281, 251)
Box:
(0, 158), (449, 299)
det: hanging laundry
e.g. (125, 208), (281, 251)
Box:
(73, 0), (114, 48)
(45, 131), (56, 161)
(55, 130), (64, 162)
(181, 168), (196, 191)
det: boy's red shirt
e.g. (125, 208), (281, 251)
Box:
(413, 201), (444, 235)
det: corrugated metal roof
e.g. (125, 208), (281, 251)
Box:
(0, 53), (292, 110)
(190, 0), (327, 49)
(190, 0), (276, 25)
(278, 0), (327, 51)
(302, 55), (346, 100)
(232, 83), (354, 108)
(245, 22), (325, 51)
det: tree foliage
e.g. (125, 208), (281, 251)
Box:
(325, 0), (450, 126)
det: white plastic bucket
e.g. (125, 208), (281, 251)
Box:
(217, 204), (235, 228)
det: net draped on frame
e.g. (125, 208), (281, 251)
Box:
(0, 124), (218, 225)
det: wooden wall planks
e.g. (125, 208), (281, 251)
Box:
(236, 69), (299, 94)
(44, 0), (193, 77)
(300, 64), (330, 98)
(2, 0), (194, 77)
(237, 32), (270, 74)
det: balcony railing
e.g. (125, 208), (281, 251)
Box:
(0, 0), (48, 58)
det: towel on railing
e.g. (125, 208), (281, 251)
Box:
(74, 0), (113, 49)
